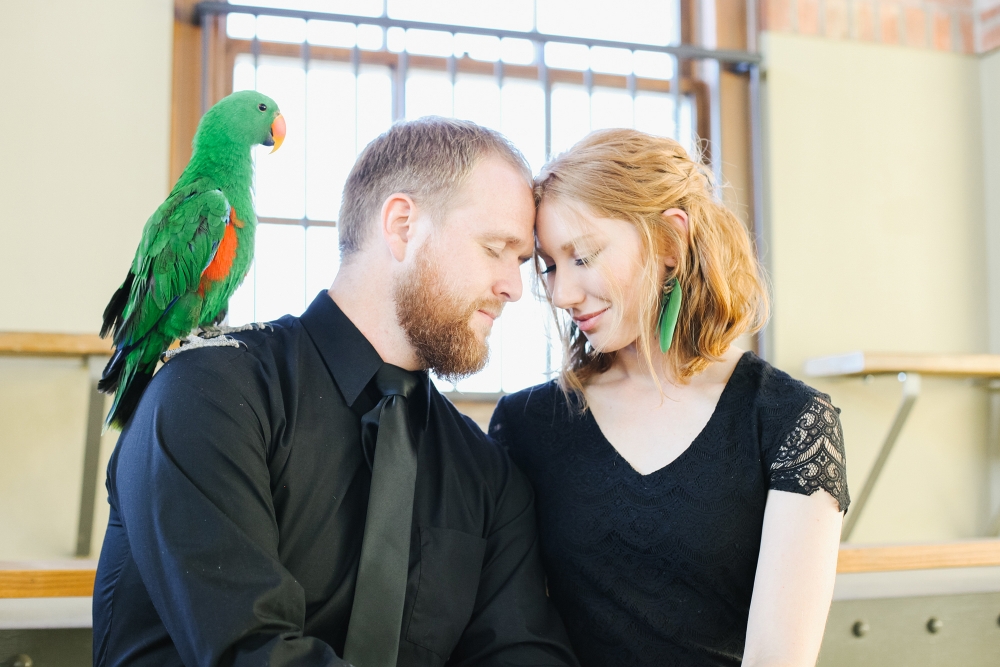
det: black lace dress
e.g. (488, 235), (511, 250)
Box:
(489, 352), (849, 667)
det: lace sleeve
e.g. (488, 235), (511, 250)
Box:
(768, 395), (850, 512)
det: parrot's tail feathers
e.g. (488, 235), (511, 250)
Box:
(104, 366), (154, 431)
(101, 272), (135, 340)
(97, 345), (128, 395)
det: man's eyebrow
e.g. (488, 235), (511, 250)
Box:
(480, 232), (528, 247)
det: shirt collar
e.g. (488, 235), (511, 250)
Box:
(299, 291), (384, 407)
(300, 291), (433, 430)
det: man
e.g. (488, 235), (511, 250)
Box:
(93, 118), (578, 667)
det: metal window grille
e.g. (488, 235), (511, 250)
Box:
(194, 0), (763, 397)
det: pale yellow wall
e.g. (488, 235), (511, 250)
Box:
(762, 33), (991, 542)
(0, 0), (173, 559)
(979, 50), (1000, 528)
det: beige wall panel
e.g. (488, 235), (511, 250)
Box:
(0, 0), (173, 333)
(762, 33), (989, 541)
(0, 0), (172, 558)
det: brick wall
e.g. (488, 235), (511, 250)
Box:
(758, 0), (1000, 54)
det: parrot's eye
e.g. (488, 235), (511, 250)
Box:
(258, 103), (267, 112)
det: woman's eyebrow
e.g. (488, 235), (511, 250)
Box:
(561, 234), (598, 253)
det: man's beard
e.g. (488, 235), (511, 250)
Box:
(393, 250), (503, 382)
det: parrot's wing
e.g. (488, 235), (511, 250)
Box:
(119, 180), (230, 347)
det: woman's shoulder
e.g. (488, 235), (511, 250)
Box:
(736, 351), (832, 420)
(493, 379), (576, 431)
(489, 380), (581, 461)
(736, 352), (850, 511)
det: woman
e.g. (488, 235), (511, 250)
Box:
(489, 129), (849, 667)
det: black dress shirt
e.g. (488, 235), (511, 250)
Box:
(93, 291), (577, 667)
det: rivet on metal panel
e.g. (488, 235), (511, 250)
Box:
(851, 620), (869, 637)
(926, 617), (943, 633)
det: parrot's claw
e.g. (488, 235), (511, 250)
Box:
(163, 334), (244, 361)
(196, 322), (273, 339)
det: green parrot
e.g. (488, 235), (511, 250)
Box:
(98, 90), (286, 430)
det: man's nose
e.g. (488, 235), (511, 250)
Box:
(494, 261), (524, 303)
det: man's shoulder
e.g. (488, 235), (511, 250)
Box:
(149, 315), (308, 403)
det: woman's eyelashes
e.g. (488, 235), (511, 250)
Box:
(539, 249), (600, 274)
(574, 249), (601, 267)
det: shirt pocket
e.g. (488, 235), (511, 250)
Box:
(405, 525), (487, 660)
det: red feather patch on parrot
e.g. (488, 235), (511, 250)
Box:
(199, 215), (240, 294)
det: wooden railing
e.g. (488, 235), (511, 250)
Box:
(3, 541), (999, 599)
(0, 561), (98, 598)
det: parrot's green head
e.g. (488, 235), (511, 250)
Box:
(193, 90), (286, 155)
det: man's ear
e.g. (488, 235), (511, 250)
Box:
(661, 208), (689, 269)
(381, 193), (417, 262)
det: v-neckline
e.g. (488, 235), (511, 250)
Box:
(583, 351), (750, 478)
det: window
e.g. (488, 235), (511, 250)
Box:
(188, 0), (757, 395)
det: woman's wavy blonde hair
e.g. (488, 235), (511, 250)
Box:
(534, 128), (770, 402)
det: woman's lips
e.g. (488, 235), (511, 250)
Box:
(573, 307), (609, 332)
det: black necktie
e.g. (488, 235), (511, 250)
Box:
(343, 364), (421, 667)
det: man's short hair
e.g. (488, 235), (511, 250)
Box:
(338, 117), (532, 256)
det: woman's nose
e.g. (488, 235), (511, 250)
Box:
(549, 270), (584, 311)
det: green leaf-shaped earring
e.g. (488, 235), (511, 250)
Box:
(659, 277), (682, 353)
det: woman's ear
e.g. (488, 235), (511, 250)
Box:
(662, 208), (689, 234)
(661, 208), (689, 268)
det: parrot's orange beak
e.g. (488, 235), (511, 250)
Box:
(269, 113), (286, 154)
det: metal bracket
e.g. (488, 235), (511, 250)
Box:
(842, 373), (922, 541)
(75, 356), (106, 557)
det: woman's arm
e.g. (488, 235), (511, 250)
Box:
(742, 489), (843, 667)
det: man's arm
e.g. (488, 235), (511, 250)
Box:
(447, 448), (579, 667)
(111, 351), (343, 666)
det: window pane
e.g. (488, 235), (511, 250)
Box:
(406, 29), (454, 57)
(634, 91), (675, 138)
(256, 15), (306, 43)
(454, 33), (500, 61)
(388, 0), (534, 31)
(591, 87), (633, 131)
(254, 223), (306, 321)
(500, 38), (535, 65)
(537, 0), (678, 46)
(544, 42), (589, 71)
(230, 0), (383, 17)
(501, 81), (545, 173)
(307, 20), (356, 48)
(233, 54), (256, 92)
(406, 70), (453, 119)
(455, 74), (500, 130)
(633, 50), (674, 79)
(550, 84), (590, 156)
(255, 57), (306, 220)
(590, 46), (632, 75)
(227, 13), (256, 40)
(228, 260), (256, 326)
(499, 264), (553, 392)
(356, 24), (384, 50)
(306, 61), (357, 221)
(357, 66), (393, 151)
(305, 226), (340, 298)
